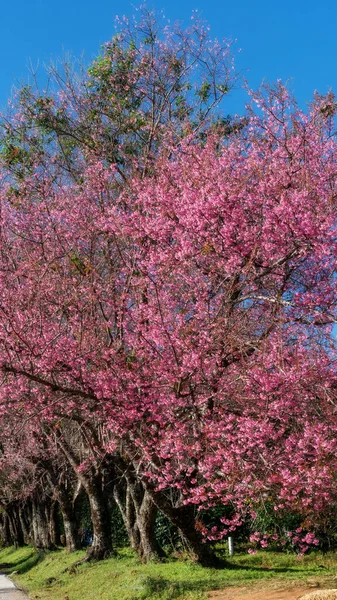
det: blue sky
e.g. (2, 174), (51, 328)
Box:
(1, 0), (337, 114)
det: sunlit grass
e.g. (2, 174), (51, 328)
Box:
(2, 545), (337, 600)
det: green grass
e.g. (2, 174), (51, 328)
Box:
(2, 545), (337, 600)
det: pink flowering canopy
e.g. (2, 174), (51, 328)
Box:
(1, 83), (337, 541)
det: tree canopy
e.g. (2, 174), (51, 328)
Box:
(0, 9), (337, 564)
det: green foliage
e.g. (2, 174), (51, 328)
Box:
(0, 7), (238, 191)
(250, 503), (302, 533)
(74, 489), (92, 533)
(0, 143), (29, 167)
(110, 502), (129, 548)
(87, 55), (112, 80)
(73, 490), (129, 548)
(196, 82), (211, 103)
(154, 511), (180, 552)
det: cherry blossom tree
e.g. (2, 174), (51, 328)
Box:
(0, 7), (237, 189)
(0, 411), (84, 551)
(0, 5), (240, 565)
(1, 29), (337, 564)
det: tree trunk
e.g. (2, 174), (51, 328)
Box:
(114, 483), (140, 554)
(86, 476), (113, 560)
(7, 503), (24, 547)
(19, 504), (32, 545)
(0, 512), (12, 546)
(137, 489), (162, 561)
(147, 489), (226, 567)
(118, 451), (222, 566)
(114, 476), (163, 562)
(49, 501), (60, 547)
(58, 495), (80, 552)
(31, 499), (53, 549)
(56, 434), (114, 560)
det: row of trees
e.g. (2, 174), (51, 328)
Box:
(1, 9), (337, 565)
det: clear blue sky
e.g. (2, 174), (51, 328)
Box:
(1, 0), (337, 114)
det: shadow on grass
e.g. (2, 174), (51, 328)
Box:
(140, 562), (315, 600)
(221, 560), (312, 574)
(0, 548), (45, 575)
(141, 576), (216, 600)
(216, 549), (321, 575)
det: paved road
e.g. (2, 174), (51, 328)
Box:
(0, 575), (29, 600)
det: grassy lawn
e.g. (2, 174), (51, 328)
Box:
(1, 545), (337, 600)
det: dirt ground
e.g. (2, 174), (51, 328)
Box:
(207, 581), (336, 600)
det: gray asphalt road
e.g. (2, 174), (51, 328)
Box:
(0, 575), (29, 600)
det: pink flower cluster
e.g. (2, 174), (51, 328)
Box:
(248, 529), (319, 555)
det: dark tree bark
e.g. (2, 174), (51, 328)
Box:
(6, 502), (24, 547)
(49, 500), (60, 547)
(113, 463), (163, 562)
(46, 470), (80, 553)
(146, 488), (226, 567)
(118, 446), (223, 566)
(114, 482), (140, 554)
(137, 489), (161, 561)
(56, 435), (114, 560)
(86, 478), (112, 560)
(1, 513), (13, 546)
(31, 498), (53, 549)
(116, 453), (220, 565)
(19, 504), (32, 545)
(58, 495), (79, 552)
